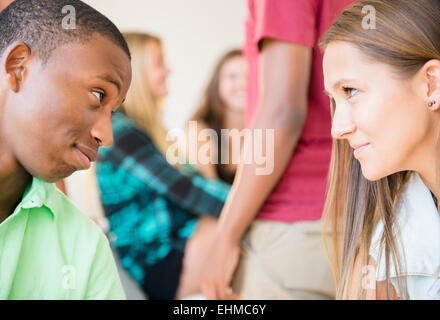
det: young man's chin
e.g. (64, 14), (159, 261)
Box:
(32, 166), (77, 183)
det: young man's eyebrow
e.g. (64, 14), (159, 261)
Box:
(112, 99), (126, 112)
(97, 74), (121, 94)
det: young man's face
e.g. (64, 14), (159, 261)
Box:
(1, 34), (132, 182)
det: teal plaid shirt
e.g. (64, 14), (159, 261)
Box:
(96, 112), (230, 285)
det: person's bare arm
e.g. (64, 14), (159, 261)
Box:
(184, 120), (219, 179)
(217, 39), (312, 241)
(201, 39), (312, 299)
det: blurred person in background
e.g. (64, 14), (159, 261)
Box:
(185, 49), (247, 184)
(201, 0), (356, 300)
(96, 32), (230, 300)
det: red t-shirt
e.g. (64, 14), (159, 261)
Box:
(244, 0), (356, 222)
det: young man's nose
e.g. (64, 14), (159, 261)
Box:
(91, 116), (114, 147)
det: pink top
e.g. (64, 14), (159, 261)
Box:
(244, 0), (356, 222)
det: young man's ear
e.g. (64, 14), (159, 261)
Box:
(424, 59), (440, 111)
(3, 41), (32, 93)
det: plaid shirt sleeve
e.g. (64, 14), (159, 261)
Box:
(100, 114), (230, 217)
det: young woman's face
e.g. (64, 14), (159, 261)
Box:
(218, 55), (247, 112)
(323, 41), (436, 181)
(145, 40), (170, 101)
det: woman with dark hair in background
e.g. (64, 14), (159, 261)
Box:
(186, 49), (247, 184)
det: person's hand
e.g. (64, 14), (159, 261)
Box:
(201, 234), (242, 300)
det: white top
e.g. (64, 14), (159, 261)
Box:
(370, 172), (440, 299)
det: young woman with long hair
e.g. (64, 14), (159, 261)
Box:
(187, 49), (247, 184)
(321, 0), (440, 300)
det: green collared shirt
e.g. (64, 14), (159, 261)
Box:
(0, 177), (126, 300)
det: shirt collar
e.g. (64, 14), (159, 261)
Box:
(18, 177), (58, 219)
(371, 172), (440, 279)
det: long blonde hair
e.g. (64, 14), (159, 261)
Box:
(320, 0), (440, 299)
(120, 32), (171, 155)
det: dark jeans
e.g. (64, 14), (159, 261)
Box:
(141, 249), (184, 300)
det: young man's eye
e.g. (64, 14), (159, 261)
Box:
(92, 90), (106, 103)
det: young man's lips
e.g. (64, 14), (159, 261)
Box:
(73, 144), (98, 169)
(74, 147), (91, 169)
(75, 144), (98, 162)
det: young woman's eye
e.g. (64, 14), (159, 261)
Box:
(343, 87), (359, 98)
(92, 90), (105, 103)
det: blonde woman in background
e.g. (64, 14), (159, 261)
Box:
(95, 33), (230, 300)
(321, 0), (440, 300)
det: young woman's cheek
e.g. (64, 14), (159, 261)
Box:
(354, 91), (385, 137)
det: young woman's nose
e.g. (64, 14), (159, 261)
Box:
(331, 105), (356, 140)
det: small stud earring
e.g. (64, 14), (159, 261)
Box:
(428, 101), (436, 107)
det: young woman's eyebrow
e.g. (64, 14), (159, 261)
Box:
(332, 78), (358, 90)
(325, 78), (360, 96)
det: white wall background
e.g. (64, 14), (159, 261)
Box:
(67, 0), (247, 214)
(84, 0), (246, 130)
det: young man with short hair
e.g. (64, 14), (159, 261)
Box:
(0, 0), (132, 299)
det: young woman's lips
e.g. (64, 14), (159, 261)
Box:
(353, 143), (370, 159)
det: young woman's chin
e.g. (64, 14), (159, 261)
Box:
(360, 161), (406, 182)
(359, 163), (389, 182)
